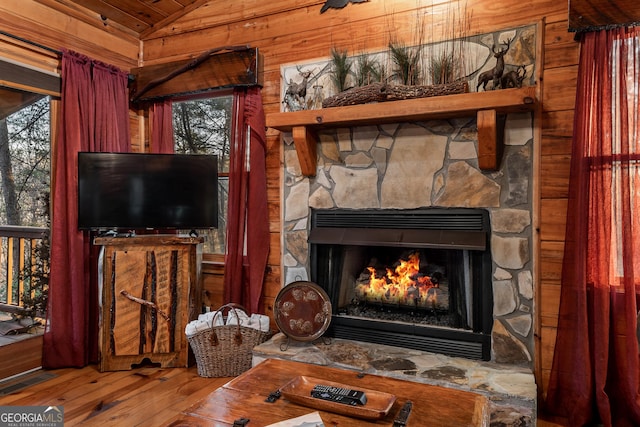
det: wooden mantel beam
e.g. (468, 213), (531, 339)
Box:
(267, 86), (537, 176)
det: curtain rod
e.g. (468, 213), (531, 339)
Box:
(0, 30), (62, 56)
(570, 21), (640, 41)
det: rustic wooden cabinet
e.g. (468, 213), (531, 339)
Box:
(94, 235), (204, 372)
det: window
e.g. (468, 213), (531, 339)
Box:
(608, 35), (640, 282)
(172, 93), (232, 255)
(0, 88), (50, 227)
(0, 83), (52, 313)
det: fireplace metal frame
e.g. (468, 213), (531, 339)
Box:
(310, 208), (493, 360)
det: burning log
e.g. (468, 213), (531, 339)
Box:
(354, 252), (443, 309)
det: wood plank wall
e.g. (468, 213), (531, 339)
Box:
(0, 0), (580, 406)
(538, 19), (577, 403)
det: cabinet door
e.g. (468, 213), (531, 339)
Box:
(109, 248), (184, 356)
(97, 236), (203, 371)
(101, 247), (192, 373)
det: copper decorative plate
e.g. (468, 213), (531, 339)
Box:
(274, 281), (332, 342)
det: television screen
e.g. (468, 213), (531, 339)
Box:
(77, 152), (218, 231)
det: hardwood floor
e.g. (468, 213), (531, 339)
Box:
(0, 361), (570, 426)
(0, 364), (231, 426)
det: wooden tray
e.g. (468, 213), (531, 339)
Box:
(279, 375), (396, 420)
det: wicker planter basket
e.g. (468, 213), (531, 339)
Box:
(187, 304), (271, 377)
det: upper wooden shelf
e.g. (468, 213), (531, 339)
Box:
(266, 86), (538, 176)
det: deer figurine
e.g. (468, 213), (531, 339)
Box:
(501, 65), (526, 89)
(283, 70), (313, 111)
(476, 37), (513, 91)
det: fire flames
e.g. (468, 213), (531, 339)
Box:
(354, 252), (439, 307)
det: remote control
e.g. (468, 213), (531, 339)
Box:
(310, 384), (367, 405)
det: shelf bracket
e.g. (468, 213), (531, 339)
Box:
(477, 109), (506, 171)
(292, 126), (317, 177)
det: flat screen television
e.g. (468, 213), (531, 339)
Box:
(77, 152), (218, 231)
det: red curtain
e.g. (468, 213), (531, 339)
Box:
(149, 100), (174, 153)
(223, 87), (270, 314)
(43, 50), (130, 368)
(545, 27), (640, 426)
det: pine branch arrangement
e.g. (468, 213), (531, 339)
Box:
(388, 41), (421, 86)
(329, 48), (352, 93)
(429, 51), (457, 85)
(354, 53), (383, 87)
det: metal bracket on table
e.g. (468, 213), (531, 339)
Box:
(393, 400), (413, 427)
(265, 390), (281, 403)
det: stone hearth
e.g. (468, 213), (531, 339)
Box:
(253, 333), (536, 426)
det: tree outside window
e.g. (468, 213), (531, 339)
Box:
(0, 88), (51, 316)
(0, 93), (50, 227)
(173, 94), (232, 254)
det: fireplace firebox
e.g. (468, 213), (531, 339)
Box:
(310, 208), (493, 360)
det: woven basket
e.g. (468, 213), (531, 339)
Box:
(187, 304), (270, 377)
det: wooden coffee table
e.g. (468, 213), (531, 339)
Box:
(176, 358), (488, 426)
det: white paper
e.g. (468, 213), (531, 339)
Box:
(265, 411), (325, 427)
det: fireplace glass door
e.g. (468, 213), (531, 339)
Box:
(310, 208), (493, 360)
(331, 246), (475, 330)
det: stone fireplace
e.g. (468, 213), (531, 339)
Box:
(282, 113), (535, 366)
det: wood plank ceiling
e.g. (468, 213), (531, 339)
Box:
(568, 0), (639, 32)
(47, 0), (640, 38)
(36, 0), (211, 38)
